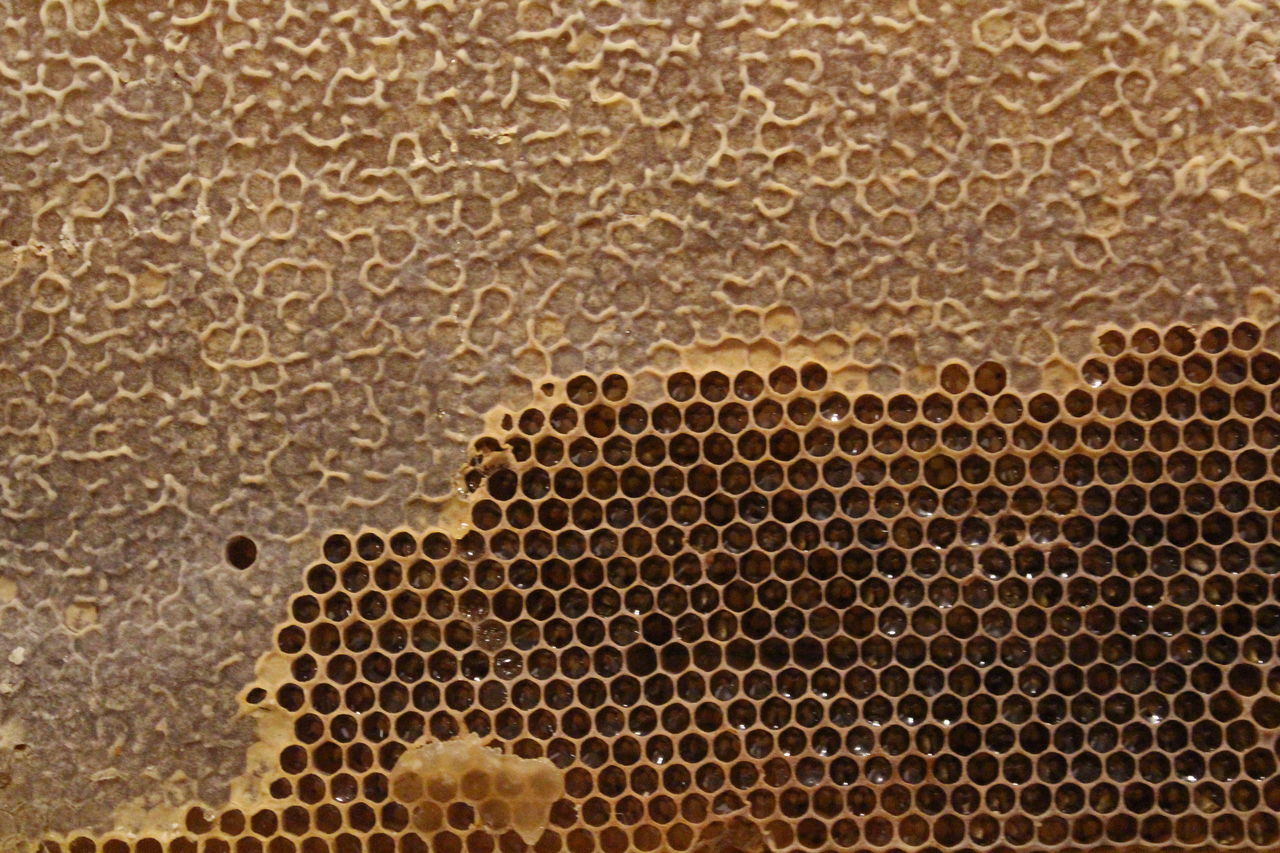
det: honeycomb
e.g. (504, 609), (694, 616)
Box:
(37, 321), (1280, 853)
(389, 735), (564, 844)
(4, 0), (1280, 847)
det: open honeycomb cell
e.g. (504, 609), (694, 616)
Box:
(38, 322), (1280, 853)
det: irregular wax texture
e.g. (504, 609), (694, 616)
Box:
(40, 320), (1280, 853)
(689, 816), (774, 853)
(3, 0), (1280, 842)
(390, 734), (564, 844)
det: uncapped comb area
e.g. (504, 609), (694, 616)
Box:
(41, 321), (1280, 853)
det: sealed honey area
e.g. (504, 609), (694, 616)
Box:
(45, 322), (1280, 853)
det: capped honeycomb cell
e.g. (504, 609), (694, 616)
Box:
(390, 734), (563, 843)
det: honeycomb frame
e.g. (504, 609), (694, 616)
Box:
(5, 0), (1280, 842)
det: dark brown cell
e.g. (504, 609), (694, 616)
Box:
(225, 535), (258, 570)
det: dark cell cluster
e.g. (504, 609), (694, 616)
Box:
(48, 323), (1280, 852)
